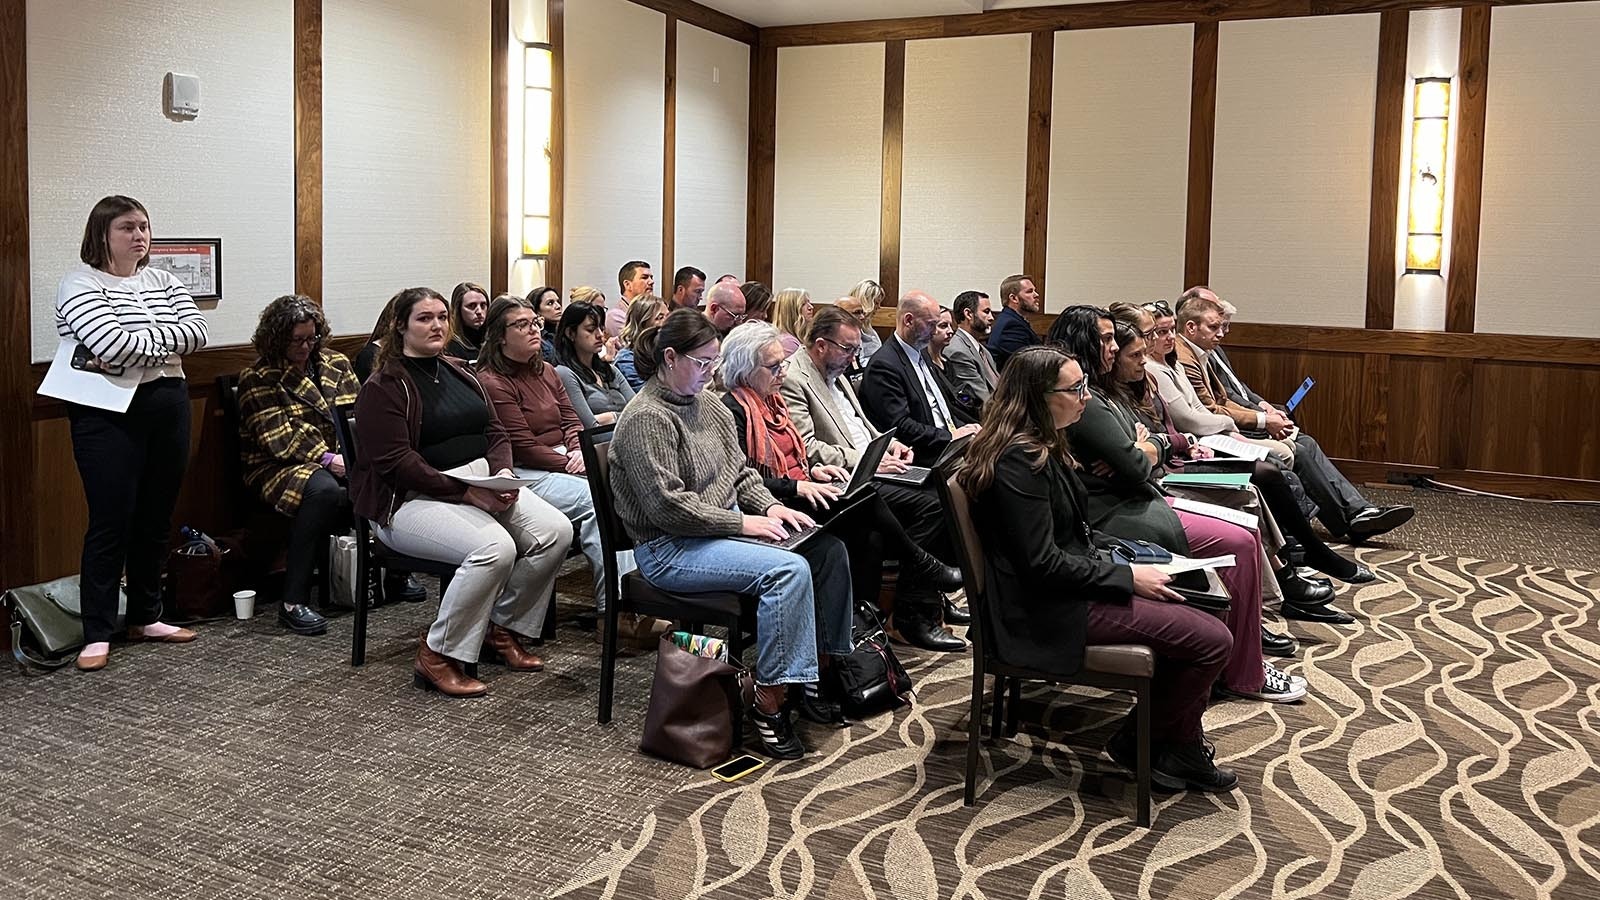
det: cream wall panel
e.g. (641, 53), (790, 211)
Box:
(1210, 15), (1378, 326)
(563, 0), (665, 296)
(26, 0), (295, 360)
(773, 43), (884, 302)
(900, 35), (1029, 306)
(324, 0), (491, 335)
(675, 23), (750, 284)
(1476, 2), (1600, 339)
(1047, 25), (1191, 311)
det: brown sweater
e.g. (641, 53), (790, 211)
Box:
(609, 379), (779, 544)
(476, 362), (582, 472)
(350, 355), (512, 524)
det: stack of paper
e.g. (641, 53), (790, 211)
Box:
(1163, 472), (1253, 489)
(1197, 434), (1270, 461)
(1171, 497), (1259, 530)
(1152, 554), (1236, 575)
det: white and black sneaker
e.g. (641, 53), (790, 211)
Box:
(749, 705), (806, 759)
(1226, 662), (1307, 703)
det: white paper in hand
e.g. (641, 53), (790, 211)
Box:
(1197, 434), (1270, 461)
(1152, 554), (1236, 575)
(452, 473), (536, 491)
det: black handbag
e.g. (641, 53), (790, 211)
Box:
(2, 576), (127, 674)
(833, 601), (914, 718)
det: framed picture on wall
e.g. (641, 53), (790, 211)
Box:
(147, 238), (222, 302)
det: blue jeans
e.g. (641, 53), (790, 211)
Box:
(632, 533), (854, 685)
(513, 467), (635, 610)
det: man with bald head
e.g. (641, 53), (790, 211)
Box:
(859, 290), (981, 468)
(703, 281), (748, 337)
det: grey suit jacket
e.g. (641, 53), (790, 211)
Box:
(943, 327), (998, 405)
(780, 348), (880, 468)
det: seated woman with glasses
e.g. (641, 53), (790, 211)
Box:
(717, 323), (964, 652)
(1048, 306), (1307, 704)
(609, 309), (854, 759)
(474, 295), (636, 609)
(238, 295), (362, 637)
(351, 286), (574, 698)
(958, 345), (1238, 793)
(614, 294), (668, 391)
(553, 301), (635, 429)
(770, 288), (815, 356)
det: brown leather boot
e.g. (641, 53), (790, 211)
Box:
(482, 624), (544, 671)
(413, 641), (488, 697)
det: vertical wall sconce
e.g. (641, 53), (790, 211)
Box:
(522, 42), (554, 258)
(1404, 76), (1452, 274)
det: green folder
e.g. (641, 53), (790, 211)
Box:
(1162, 472), (1253, 488)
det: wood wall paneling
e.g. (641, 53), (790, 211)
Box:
(1365, 9), (1408, 329)
(744, 38), (776, 285)
(1183, 21), (1217, 290)
(1, 0), (36, 589)
(1469, 360), (1600, 479)
(625, 0), (757, 44)
(879, 40), (906, 306)
(662, 15), (677, 279)
(1222, 347), (1364, 459)
(1357, 351), (1391, 460)
(1384, 354), (1446, 466)
(547, 0), (565, 290)
(1441, 355), (1475, 469)
(491, 0), (510, 295)
(1023, 30), (1053, 294)
(1223, 321), (1600, 366)
(294, 0), (323, 303)
(1446, 4), (1492, 333)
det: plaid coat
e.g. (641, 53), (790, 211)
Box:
(239, 350), (360, 516)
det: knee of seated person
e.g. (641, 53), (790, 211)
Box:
(465, 532), (519, 573)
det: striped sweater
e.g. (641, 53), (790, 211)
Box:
(55, 263), (209, 379)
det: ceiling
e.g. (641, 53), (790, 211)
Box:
(698, 0), (1124, 29)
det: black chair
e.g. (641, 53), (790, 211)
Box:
(578, 426), (757, 728)
(935, 469), (1156, 826)
(331, 404), (459, 667)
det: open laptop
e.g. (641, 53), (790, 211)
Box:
(875, 432), (973, 487)
(730, 430), (895, 550)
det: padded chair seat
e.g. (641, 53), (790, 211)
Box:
(1082, 644), (1155, 678)
(621, 571), (748, 619)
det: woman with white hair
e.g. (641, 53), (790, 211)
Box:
(717, 323), (964, 653)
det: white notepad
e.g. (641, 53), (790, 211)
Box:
(1198, 434), (1270, 461)
(1171, 497), (1259, 531)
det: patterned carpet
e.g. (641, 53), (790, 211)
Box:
(555, 549), (1600, 900)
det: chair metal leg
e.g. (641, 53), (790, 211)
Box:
(1006, 677), (1022, 736)
(597, 599), (621, 725)
(1135, 679), (1153, 827)
(964, 650), (985, 806)
(351, 549), (371, 667)
(989, 674), (1006, 740)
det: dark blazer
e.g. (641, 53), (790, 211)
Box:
(970, 442), (1133, 676)
(1209, 346), (1268, 408)
(986, 306), (1040, 372)
(1065, 390), (1190, 555)
(859, 335), (977, 465)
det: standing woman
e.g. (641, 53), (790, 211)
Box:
(351, 287), (573, 697)
(444, 281), (490, 360)
(56, 195), (209, 671)
(553, 301), (635, 429)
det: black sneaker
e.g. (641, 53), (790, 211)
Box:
(1103, 720), (1140, 774)
(789, 682), (847, 728)
(278, 603), (328, 636)
(385, 573), (428, 604)
(1151, 740), (1238, 793)
(749, 705), (805, 759)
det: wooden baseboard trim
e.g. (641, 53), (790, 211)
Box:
(1332, 458), (1600, 502)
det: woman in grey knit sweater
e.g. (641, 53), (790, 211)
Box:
(609, 309), (854, 760)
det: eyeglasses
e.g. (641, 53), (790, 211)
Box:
(288, 333), (321, 347)
(821, 336), (861, 355)
(762, 358), (791, 377)
(1142, 300), (1173, 317)
(504, 318), (538, 333)
(1150, 326), (1175, 338)
(1047, 379), (1091, 398)
(683, 353), (719, 373)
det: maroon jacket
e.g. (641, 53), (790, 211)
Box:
(475, 362), (582, 472)
(350, 355), (513, 525)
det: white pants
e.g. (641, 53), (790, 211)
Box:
(373, 459), (573, 663)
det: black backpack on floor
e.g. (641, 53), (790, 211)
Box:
(832, 600), (914, 718)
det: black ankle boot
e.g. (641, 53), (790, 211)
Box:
(904, 548), (963, 592)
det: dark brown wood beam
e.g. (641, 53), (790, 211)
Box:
(662, 15), (677, 281)
(547, 0), (565, 290)
(1365, 9), (1407, 329)
(1446, 4), (1491, 333)
(879, 40), (906, 305)
(491, 0), (510, 296)
(293, 0), (322, 302)
(625, 0), (757, 45)
(1183, 21), (1217, 291)
(1023, 31), (1053, 295)
(0, 0), (37, 590)
(745, 37), (777, 285)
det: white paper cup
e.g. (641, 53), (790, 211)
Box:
(233, 590), (257, 620)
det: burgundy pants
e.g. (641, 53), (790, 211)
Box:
(1172, 504), (1268, 693)
(1085, 597), (1232, 744)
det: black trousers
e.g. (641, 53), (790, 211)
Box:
(282, 468), (352, 606)
(787, 481), (948, 622)
(68, 378), (191, 644)
(1290, 432), (1370, 534)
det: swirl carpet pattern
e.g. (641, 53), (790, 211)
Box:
(555, 550), (1600, 900)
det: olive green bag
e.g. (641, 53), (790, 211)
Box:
(3, 576), (126, 674)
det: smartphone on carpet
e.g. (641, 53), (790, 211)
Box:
(711, 755), (765, 783)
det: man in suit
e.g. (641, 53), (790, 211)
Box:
(944, 290), (1000, 406)
(1176, 287), (1414, 541)
(986, 273), (1042, 371)
(783, 305), (967, 651)
(860, 291), (981, 466)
